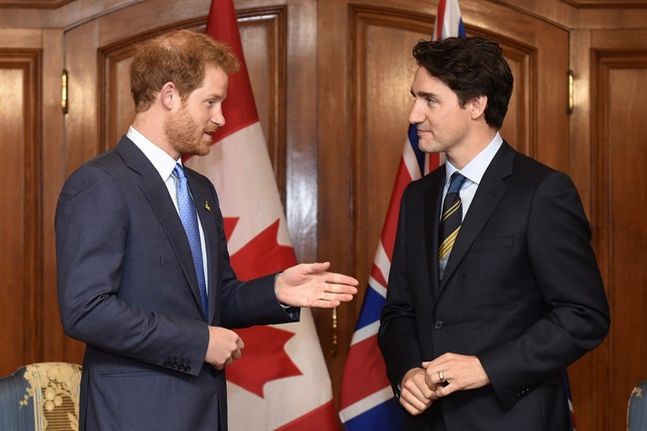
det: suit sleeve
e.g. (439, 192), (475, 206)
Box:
(379, 185), (423, 394)
(478, 171), (610, 409)
(56, 166), (209, 376)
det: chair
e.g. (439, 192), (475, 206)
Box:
(628, 380), (647, 430)
(0, 362), (82, 431)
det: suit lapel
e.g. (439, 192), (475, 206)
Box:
(116, 137), (205, 317)
(439, 142), (515, 292)
(185, 169), (220, 324)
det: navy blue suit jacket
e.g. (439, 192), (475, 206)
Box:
(379, 142), (609, 430)
(56, 136), (298, 430)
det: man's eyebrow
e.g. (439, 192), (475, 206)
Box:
(410, 90), (436, 98)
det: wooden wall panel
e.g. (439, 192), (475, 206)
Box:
(239, 8), (287, 204)
(569, 28), (647, 431)
(64, 19), (101, 178)
(497, 46), (532, 156)
(0, 50), (42, 375)
(351, 6), (435, 320)
(40, 28), (70, 365)
(316, 0), (353, 394)
(459, 0), (570, 170)
(593, 51), (647, 431)
(607, 63), (647, 431)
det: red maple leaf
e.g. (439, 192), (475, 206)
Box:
(225, 218), (296, 280)
(221, 217), (302, 397)
(226, 326), (302, 398)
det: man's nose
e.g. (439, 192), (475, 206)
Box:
(211, 109), (225, 128)
(408, 101), (424, 125)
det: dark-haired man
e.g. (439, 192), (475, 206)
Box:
(378, 36), (609, 430)
(56, 29), (358, 431)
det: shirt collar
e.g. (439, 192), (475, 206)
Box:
(445, 132), (503, 186)
(127, 126), (180, 181)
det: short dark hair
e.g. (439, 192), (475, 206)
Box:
(412, 37), (513, 129)
(130, 29), (240, 112)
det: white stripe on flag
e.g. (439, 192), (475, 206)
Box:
(441, 0), (464, 39)
(350, 321), (379, 346)
(374, 242), (391, 286)
(368, 276), (387, 298)
(339, 386), (394, 423)
(403, 138), (423, 180)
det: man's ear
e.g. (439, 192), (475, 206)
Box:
(160, 82), (179, 110)
(468, 95), (488, 120)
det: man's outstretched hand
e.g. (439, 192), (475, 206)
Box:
(275, 262), (358, 308)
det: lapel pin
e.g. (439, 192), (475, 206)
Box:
(205, 201), (211, 212)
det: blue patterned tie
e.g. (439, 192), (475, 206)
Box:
(439, 172), (467, 278)
(174, 164), (208, 318)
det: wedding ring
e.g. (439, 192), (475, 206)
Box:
(438, 370), (446, 383)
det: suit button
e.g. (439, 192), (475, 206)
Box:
(434, 320), (444, 330)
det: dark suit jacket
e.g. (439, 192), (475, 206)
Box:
(56, 136), (298, 431)
(379, 142), (609, 431)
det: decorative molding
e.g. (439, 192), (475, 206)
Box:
(0, 0), (72, 8)
(237, 6), (287, 204)
(560, 0), (647, 8)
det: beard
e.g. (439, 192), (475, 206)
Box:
(164, 105), (216, 157)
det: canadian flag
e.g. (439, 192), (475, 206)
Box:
(185, 0), (339, 429)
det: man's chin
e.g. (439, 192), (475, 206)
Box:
(182, 143), (212, 158)
(418, 143), (438, 154)
(194, 146), (212, 156)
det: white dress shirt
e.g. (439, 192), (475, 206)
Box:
(442, 132), (504, 221)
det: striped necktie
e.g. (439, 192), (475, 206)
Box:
(438, 172), (467, 278)
(174, 163), (208, 318)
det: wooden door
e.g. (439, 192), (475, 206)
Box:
(0, 25), (66, 376)
(573, 27), (647, 431)
(0, 47), (42, 374)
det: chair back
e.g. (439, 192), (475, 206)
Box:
(0, 362), (82, 431)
